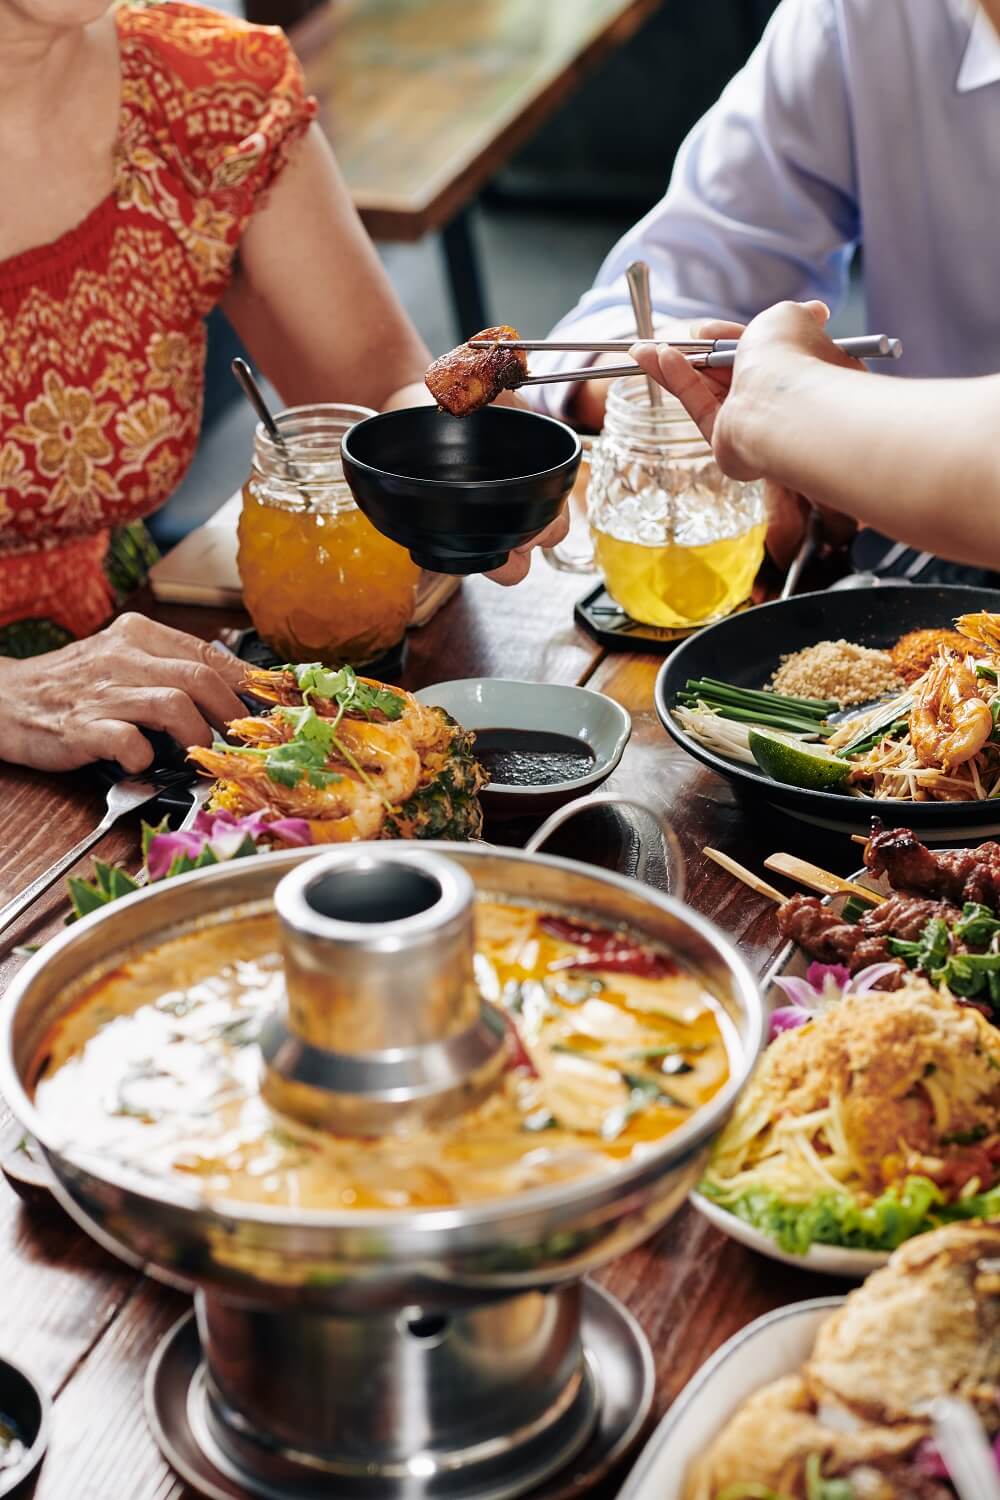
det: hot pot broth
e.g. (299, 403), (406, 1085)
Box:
(31, 900), (731, 1211)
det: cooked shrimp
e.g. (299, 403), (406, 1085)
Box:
(910, 655), (993, 771)
(226, 715), (285, 747)
(956, 612), (1000, 654)
(385, 691), (446, 754)
(187, 745), (385, 839)
(241, 667), (311, 709)
(241, 666), (445, 754)
(227, 711), (421, 804)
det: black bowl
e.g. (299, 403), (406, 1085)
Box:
(340, 406), (582, 574)
(655, 583), (1000, 837)
(0, 1354), (49, 1497)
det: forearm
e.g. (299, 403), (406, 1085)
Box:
(382, 381), (434, 412)
(225, 127), (430, 412)
(0, 659), (28, 765)
(735, 364), (1000, 565)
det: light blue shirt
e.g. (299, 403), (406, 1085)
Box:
(529, 0), (1000, 414)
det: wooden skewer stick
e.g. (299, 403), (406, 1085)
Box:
(763, 853), (885, 905)
(850, 834), (869, 846)
(703, 848), (785, 904)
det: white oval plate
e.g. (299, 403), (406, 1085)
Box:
(690, 1191), (889, 1278)
(619, 1298), (843, 1500)
(689, 862), (903, 1278)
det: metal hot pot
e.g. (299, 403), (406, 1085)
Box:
(0, 837), (764, 1500)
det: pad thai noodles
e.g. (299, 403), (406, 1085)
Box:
(675, 611), (1000, 803)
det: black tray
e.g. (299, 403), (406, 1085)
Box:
(574, 584), (747, 652)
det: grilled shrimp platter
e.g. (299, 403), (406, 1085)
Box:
(190, 661), (487, 844)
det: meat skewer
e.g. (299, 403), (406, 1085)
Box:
(705, 838), (1000, 999)
(775, 891), (962, 982)
(865, 823), (1000, 909)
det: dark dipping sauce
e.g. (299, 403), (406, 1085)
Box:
(475, 729), (597, 787)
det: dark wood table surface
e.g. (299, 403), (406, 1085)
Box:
(0, 563), (854, 1498)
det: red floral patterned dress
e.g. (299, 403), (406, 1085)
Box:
(0, 2), (316, 654)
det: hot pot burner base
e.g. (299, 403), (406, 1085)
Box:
(145, 1282), (653, 1500)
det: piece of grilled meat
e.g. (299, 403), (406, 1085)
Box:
(866, 822), (1000, 909)
(776, 891), (962, 979)
(424, 325), (528, 417)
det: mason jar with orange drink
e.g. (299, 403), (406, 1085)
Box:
(238, 404), (420, 666)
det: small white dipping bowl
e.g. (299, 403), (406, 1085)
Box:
(414, 678), (631, 818)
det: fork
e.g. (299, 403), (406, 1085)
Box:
(0, 777), (163, 940)
(176, 778), (212, 833)
(930, 1397), (1000, 1500)
(129, 779), (213, 891)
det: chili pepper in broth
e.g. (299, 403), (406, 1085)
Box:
(538, 914), (677, 980)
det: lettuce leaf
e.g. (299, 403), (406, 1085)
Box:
(700, 1174), (1000, 1254)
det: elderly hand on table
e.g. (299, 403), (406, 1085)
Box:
(0, 614), (246, 774)
(630, 301), (860, 568)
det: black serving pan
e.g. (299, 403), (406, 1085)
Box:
(654, 583), (1000, 837)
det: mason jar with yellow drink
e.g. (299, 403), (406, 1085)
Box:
(238, 404), (420, 666)
(546, 376), (767, 628)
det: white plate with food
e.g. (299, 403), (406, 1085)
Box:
(620, 1221), (1000, 1500)
(691, 824), (1000, 1277)
(618, 1298), (840, 1500)
(655, 583), (1000, 836)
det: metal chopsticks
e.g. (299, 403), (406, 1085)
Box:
(511, 334), (901, 387)
(514, 364), (642, 387)
(492, 333), (902, 386)
(473, 334), (902, 357)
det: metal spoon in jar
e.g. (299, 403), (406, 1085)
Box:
(231, 358), (311, 507)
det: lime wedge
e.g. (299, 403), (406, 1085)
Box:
(748, 728), (852, 793)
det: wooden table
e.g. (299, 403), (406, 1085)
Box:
(0, 564), (854, 1498)
(290, 0), (661, 334)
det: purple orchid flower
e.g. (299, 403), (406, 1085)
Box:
(146, 808), (312, 882)
(768, 960), (900, 1042)
(915, 1429), (1000, 1479)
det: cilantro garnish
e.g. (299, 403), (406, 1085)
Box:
(265, 707), (341, 788)
(209, 705), (344, 791)
(289, 663), (404, 721)
(211, 667), (404, 807)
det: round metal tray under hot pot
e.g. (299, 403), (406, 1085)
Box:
(0, 843), (764, 1500)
